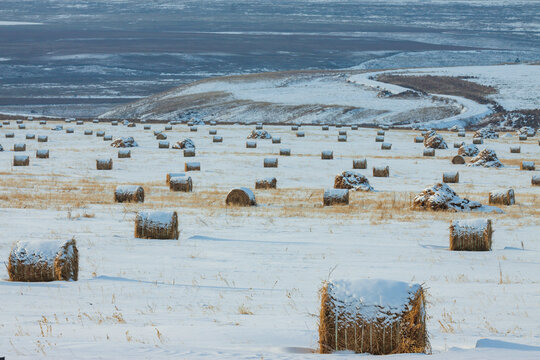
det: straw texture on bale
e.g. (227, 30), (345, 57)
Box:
(14, 143), (26, 151)
(5, 132), (14, 138)
(272, 137), (281, 144)
(323, 189), (349, 206)
(26, 134), (35, 139)
(96, 158), (113, 170)
(296, 131), (305, 137)
(135, 211), (179, 240)
(280, 148), (291, 156)
(353, 159), (367, 169)
(96, 131), (105, 137)
(321, 151), (333, 160)
(449, 219), (492, 251)
(489, 189), (515, 206)
(373, 166), (389, 177)
(172, 138), (195, 150)
(115, 185), (145, 203)
(103, 135), (112, 141)
(424, 131), (448, 149)
(264, 158), (278, 168)
(423, 148), (435, 156)
(414, 136), (424, 143)
(375, 136), (384, 142)
(170, 176), (193, 192)
(319, 279), (428, 355)
(13, 155), (30, 166)
(443, 172), (459, 183)
(518, 134), (527, 141)
(247, 130), (271, 139)
(183, 148), (196, 157)
(510, 146), (521, 153)
(246, 141), (257, 148)
(212, 135), (223, 143)
(453, 142), (464, 149)
(452, 155), (465, 164)
(185, 162), (200, 171)
(472, 137), (483, 145)
(521, 161), (535, 171)
(255, 177), (277, 189)
(156, 132), (167, 140)
(338, 135), (347, 142)
(412, 183), (486, 212)
(468, 149), (503, 168)
(209, 129), (217, 135)
(36, 150), (49, 159)
(118, 149), (131, 158)
(38, 135), (48, 142)
(110, 137), (138, 148)
(339, 130), (347, 136)
(8, 239), (79, 282)
(458, 144), (479, 157)
(334, 171), (373, 191)
(226, 187), (256, 206)
(381, 142), (392, 150)
(158, 140), (170, 148)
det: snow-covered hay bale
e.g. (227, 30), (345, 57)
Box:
(381, 142), (392, 150)
(414, 136), (424, 143)
(115, 185), (144, 203)
(38, 135), (48, 143)
(156, 132), (167, 140)
(212, 135), (223, 143)
(291, 125), (299, 131)
(280, 148), (291, 156)
(322, 125), (329, 131)
(209, 129), (217, 135)
(14, 143), (26, 152)
(118, 149), (131, 158)
(183, 148), (196, 157)
(8, 239), (78, 282)
(443, 171), (459, 183)
(18, 124), (26, 129)
(423, 148), (434, 157)
(319, 279), (427, 355)
(424, 131), (448, 149)
(264, 157), (278, 168)
(377, 130), (385, 136)
(296, 131), (305, 138)
(96, 131), (105, 137)
(323, 189), (349, 206)
(170, 176), (193, 192)
(143, 124), (151, 130)
(25, 133), (35, 140)
(246, 141), (257, 148)
(111, 136), (138, 148)
(36, 149), (49, 159)
(334, 171), (373, 192)
(190, 126), (198, 132)
(458, 131), (465, 137)
(39, 120), (47, 125)
(166, 172), (185, 185)
(134, 211), (179, 240)
(164, 125), (172, 131)
(453, 142), (464, 149)
(351, 125), (358, 130)
(2, 121), (10, 125)
(458, 144), (480, 157)
(66, 128), (74, 134)
(226, 187), (256, 206)
(519, 126), (536, 137)
(338, 134), (347, 142)
(76, 120), (83, 125)
(449, 219), (492, 251)
(158, 140), (170, 149)
(521, 161), (535, 171)
(103, 135), (112, 141)
(127, 122), (135, 128)
(468, 149), (503, 168)
(256, 123), (263, 130)
(272, 137), (281, 144)
(111, 121), (118, 126)
(375, 136), (384, 142)
(474, 127), (498, 139)
(96, 158), (113, 170)
(518, 134), (527, 141)
(339, 130), (347, 136)
(373, 166), (389, 177)
(247, 130), (271, 139)
(172, 138), (195, 150)
(13, 155), (29, 166)
(255, 177), (277, 189)
(5, 132), (14, 138)
(353, 159), (367, 169)
(321, 151), (333, 160)
(184, 162), (200, 171)
(412, 183), (492, 212)
(452, 155), (465, 165)
(532, 175), (540, 186)
(489, 189), (515, 206)
(510, 146), (521, 153)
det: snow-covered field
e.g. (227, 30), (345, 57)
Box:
(0, 120), (538, 359)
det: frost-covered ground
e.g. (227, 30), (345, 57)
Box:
(0, 120), (538, 359)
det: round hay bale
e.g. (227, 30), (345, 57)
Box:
(291, 125), (299, 131)
(190, 126), (198, 132)
(212, 135), (223, 143)
(321, 150), (333, 160)
(127, 122), (135, 128)
(373, 166), (389, 177)
(135, 211), (179, 240)
(38, 135), (48, 143)
(377, 130), (385, 136)
(256, 124), (263, 130)
(443, 171), (459, 183)
(185, 162), (200, 171)
(96, 158), (113, 170)
(255, 177), (277, 189)
(144, 125), (151, 130)
(264, 157), (278, 168)
(381, 142), (392, 150)
(115, 185), (144, 203)
(453, 142), (464, 149)
(510, 146), (521, 153)
(65, 118), (72, 123)
(165, 125), (173, 131)
(423, 148), (435, 156)
(532, 175), (540, 186)
(76, 120), (83, 125)
(246, 140), (257, 148)
(489, 188), (515, 206)
(339, 130), (347, 136)
(66, 128), (74, 134)
(226, 187), (256, 206)
(2, 121), (10, 125)
(183, 148), (196, 157)
(103, 135), (112, 141)
(158, 140), (170, 148)
(96, 131), (105, 137)
(8, 239), (79, 282)
(353, 158), (367, 169)
(272, 137), (281, 144)
(518, 134), (527, 141)
(13, 143), (26, 152)
(118, 149), (131, 158)
(25, 133), (35, 140)
(381, 125), (389, 130)
(521, 161), (535, 170)
(16, 119), (23, 124)
(472, 137), (483, 145)
(338, 134), (347, 142)
(322, 125), (329, 131)
(156, 132), (167, 140)
(209, 129), (217, 135)
(36, 149), (49, 159)
(111, 121), (118, 126)
(13, 155), (29, 166)
(323, 189), (349, 206)
(449, 219), (492, 251)
(452, 155), (465, 164)
(375, 135), (384, 142)
(5, 132), (14, 138)
(280, 148), (291, 156)
(296, 131), (305, 137)
(351, 125), (358, 130)
(170, 176), (193, 192)
(414, 136), (424, 143)
(18, 124), (26, 129)
(458, 131), (466, 137)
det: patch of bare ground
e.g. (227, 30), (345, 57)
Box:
(376, 74), (497, 105)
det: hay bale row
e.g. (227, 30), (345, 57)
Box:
(8, 239), (78, 282)
(489, 188), (515, 206)
(449, 219), (492, 251)
(135, 211), (179, 239)
(226, 187), (256, 206)
(115, 185), (144, 203)
(255, 177), (277, 189)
